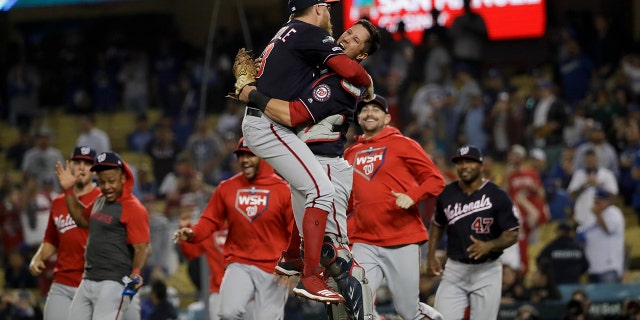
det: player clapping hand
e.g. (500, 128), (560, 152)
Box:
(391, 190), (415, 209)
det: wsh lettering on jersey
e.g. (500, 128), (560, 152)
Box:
(235, 188), (270, 222)
(444, 194), (493, 225)
(353, 147), (386, 181)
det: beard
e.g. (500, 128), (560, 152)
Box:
(321, 19), (333, 35)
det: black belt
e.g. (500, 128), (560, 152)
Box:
(246, 107), (262, 117)
(451, 257), (496, 265)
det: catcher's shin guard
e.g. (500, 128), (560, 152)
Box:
(321, 234), (373, 320)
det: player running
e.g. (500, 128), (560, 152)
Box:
(427, 145), (520, 320)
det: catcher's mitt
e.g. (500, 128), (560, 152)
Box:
(226, 48), (257, 100)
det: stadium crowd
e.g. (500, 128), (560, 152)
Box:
(1, 4), (640, 320)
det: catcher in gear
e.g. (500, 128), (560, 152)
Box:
(237, 18), (381, 320)
(238, 0), (375, 305)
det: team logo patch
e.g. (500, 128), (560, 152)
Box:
(213, 229), (228, 253)
(352, 147), (387, 181)
(460, 146), (470, 155)
(235, 187), (270, 222)
(97, 153), (106, 163)
(81, 147), (91, 155)
(313, 84), (331, 102)
(322, 36), (335, 44)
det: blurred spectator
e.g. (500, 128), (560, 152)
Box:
(514, 304), (540, 320)
(4, 129), (33, 170)
(505, 144), (549, 271)
(530, 79), (569, 168)
(145, 123), (183, 188)
(619, 121), (640, 207)
(453, 66), (481, 114)
(557, 39), (594, 104)
(217, 132), (241, 182)
(151, 37), (182, 114)
(6, 56), (41, 131)
(145, 196), (172, 275)
(528, 260), (561, 303)
(449, 0), (488, 79)
(21, 128), (64, 189)
(410, 83), (442, 129)
(573, 120), (619, 176)
(483, 91), (513, 160)
(585, 87), (623, 136)
(460, 89), (487, 152)
(134, 163), (157, 201)
(170, 73), (200, 145)
(501, 264), (529, 304)
(118, 49), (150, 113)
(4, 249), (38, 289)
(536, 221), (589, 284)
(433, 86), (460, 157)
(144, 280), (178, 320)
(568, 149), (618, 227)
(0, 289), (42, 320)
(216, 100), (242, 137)
(0, 185), (25, 258)
(158, 154), (190, 200)
(550, 146), (576, 189)
(563, 104), (588, 148)
(621, 54), (640, 101)
(622, 299), (640, 320)
(582, 188), (625, 283)
(22, 177), (57, 249)
(75, 114), (111, 155)
(184, 118), (226, 186)
(127, 113), (155, 153)
(423, 33), (451, 85)
(590, 14), (620, 82)
(91, 52), (119, 113)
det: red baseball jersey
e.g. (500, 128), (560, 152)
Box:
(43, 187), (102, 287)
(344, 126), (446, 247)
(189, 160), (294, 273)
(179, 228), (227, 293)
(505, 168), (549, 233)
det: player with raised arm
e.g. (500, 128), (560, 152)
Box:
(56, 152), (150, 320)
(427, 145), (520, 320)
(237, 0), (375, 303)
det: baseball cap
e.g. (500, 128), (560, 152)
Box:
(234, 137), (253, 155)
(288, 0), (339, 13)
(356, 94), (389, 114)
(530, 148), (546, 161)
(451, 145), (484, 164)
(71, 146), (96, 162)
(510, 144), (527, 158)
(91, 152), (124, 172)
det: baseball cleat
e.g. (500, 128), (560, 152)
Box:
(293, 274), (344, 303)
(274, 251), (304, 276)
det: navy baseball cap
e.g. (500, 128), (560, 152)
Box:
(234, 137), (253, 155)
(91, 152), (124, 172)
(289, 0), (339, 13)
(356, 94), (389, 114)
(451, 145), (484, 164)
(71, 146), (96, 162)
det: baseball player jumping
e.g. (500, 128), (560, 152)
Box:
(239, 18), (381, 320)
(238, 0), (375, 303)
(427, 145), (520, 320)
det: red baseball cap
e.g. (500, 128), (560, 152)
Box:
(234, 137), (253, 155)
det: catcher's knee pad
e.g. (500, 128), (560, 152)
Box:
(321, 234), (373, 320)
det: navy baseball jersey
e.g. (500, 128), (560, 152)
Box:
(256, 19), (345, 101)
(297, 70), (361, 156)
(432, 180), (520, 263)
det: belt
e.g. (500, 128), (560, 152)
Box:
(451, 257), (496, 265)
(245, 107), (262, 118)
